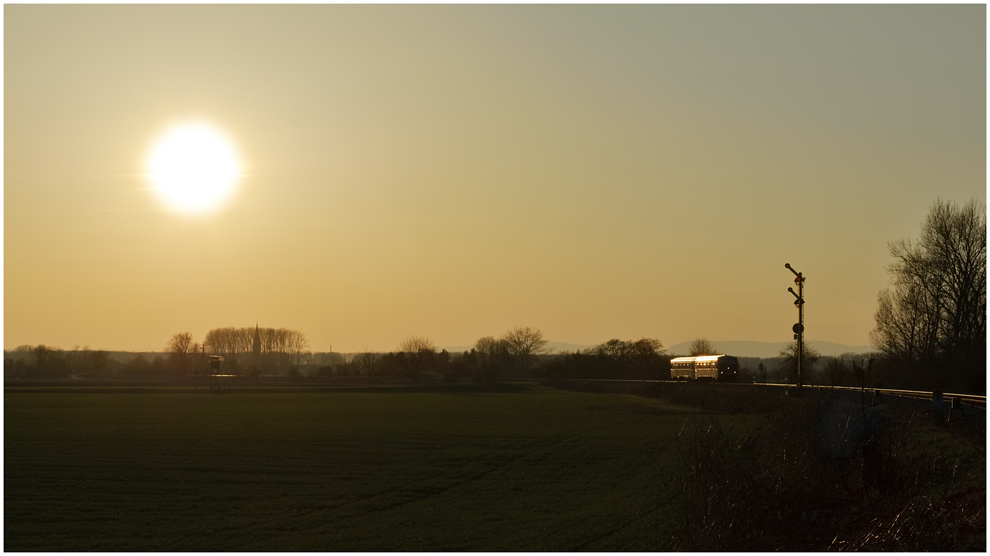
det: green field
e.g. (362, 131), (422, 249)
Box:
(5, 385), (752, 551)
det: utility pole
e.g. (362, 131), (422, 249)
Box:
(785, 263), (805, 387)
(195, 344), (207, 390)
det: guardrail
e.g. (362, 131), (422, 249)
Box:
(808, 384), (986, 408)
(562, 378), (986, 411)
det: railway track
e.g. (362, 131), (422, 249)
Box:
(563, 378), (987, 409)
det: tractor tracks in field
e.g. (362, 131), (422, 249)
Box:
(226, 434), (576, 550)
(567, 434), (681, 551)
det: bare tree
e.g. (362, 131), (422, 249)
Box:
(502, 326), (549, 375)
(819, 357), (849, 387)
(871, 198), (986, 391)
(474, 336), (512, 382)
(166, 332), (195, 375)
(777, 341), (821, 384)
(263, 328), (290, 371)
(166, 332), (194, 355)
(688, 338), (717, 356)
(356, 351), (381, 388)
(66, 345), (93, 376)
(633, 337), (666, 358)
(396, 336), (436, 382)
(313, 351), (341, 368)
(204, 327), (245, 367)
(593, 339), (628, 359)
(299, 354), (321, 384)
(203, 326), (310, 375)
(286, 329), (310, 367)
(32, 345), (67, 376)
(91, 350), (111, 377)
(589, 337), (667, 379)
(398, 336), (435, 353)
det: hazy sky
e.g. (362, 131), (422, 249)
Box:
(5, 5), (985, 353)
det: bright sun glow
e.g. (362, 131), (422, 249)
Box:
(147, 122), (241, 213)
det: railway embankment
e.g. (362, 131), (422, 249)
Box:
(554, 378), (986, 550)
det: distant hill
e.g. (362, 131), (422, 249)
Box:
(666, 340), (874, 358)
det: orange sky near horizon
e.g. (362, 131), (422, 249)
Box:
(4, 5), (985, 353)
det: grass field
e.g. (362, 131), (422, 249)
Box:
(5, 385), (758, 551)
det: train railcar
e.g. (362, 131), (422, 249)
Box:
(670, 355), (738, 381)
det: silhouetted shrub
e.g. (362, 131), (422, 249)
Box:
(667, 393), (982, 551)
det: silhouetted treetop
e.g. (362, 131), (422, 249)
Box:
(871, 198), (986, 392)
(688, 338), (717, 356)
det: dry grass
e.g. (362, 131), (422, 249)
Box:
(662, 388), (985, 551)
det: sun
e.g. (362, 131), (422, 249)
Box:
(146, 122), (242, 213)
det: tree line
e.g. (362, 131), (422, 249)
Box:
(4, 345), (166, 379)
(3, 327), (669, 385)
(166, 326), (311, 376)
(5, 199), (983, 393)
(335, 327), (557, 385)
(0, 329), (857, 386)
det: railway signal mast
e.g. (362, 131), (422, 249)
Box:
(785, 263), (805, 387)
